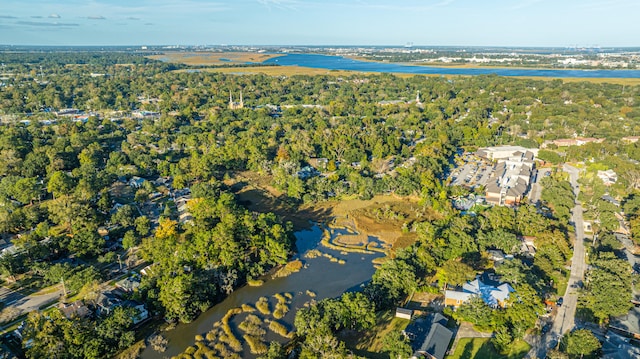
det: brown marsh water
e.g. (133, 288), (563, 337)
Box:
(141, 224), (383, 358)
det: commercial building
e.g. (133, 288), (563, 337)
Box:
(481, 147), (536, 206)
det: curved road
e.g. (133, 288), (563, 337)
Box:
(528, 164), (586, 358)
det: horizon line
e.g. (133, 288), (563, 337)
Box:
(2, 44), (640, 49)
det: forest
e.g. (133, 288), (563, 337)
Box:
(0, 50), (639, 358)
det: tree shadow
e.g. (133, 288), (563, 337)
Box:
(459, 340), (475, 359)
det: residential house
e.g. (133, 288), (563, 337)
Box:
(597, 170), (618, 186)
(116, 275), (141, 293)
(54, 108), (80, 117)
(154, 176), (172, 188)
(520, 236), (537, 257)
(58, 300), (90, 319)
(129, 176), (146, 189)
(601, 195), (620, 206)
(297, 166), (319, 180)
(94, 291), (149, 324)
(175, 193), (193, 224)
(141, 264), (157, 277)
(95, 291), (122, 316)
(444, 273), (515, 308)
(132, 110), (160, 119)
(403, 313), (453, 359)
(122, 300), (150, 325)
(308, 158), (329, 170)
(542, 137), (605, 148)
(487, 249), (509, 264)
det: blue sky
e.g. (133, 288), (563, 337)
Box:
(1, 0), (638, 47)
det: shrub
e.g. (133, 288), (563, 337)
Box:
(243, 335), (267, 355)
(256, 297), (270, 315)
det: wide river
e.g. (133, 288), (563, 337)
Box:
(141, 225), (383, 358)
(263, 53), (640, 78)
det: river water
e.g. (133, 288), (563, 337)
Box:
(141, 225), (383, 358)
(263, 53), (640, 78)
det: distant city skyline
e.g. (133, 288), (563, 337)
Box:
(1, 0), (639, 47)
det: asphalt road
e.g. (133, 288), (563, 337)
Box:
(0, 286), (62, 314)
(527, 164), (586, 358)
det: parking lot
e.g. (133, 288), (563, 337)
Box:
(449, 153), (494, 189)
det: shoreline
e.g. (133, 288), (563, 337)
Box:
(343, 54), (637, 71)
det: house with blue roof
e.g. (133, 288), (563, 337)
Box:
(444, 272), (515, 308)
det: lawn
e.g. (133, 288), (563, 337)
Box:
(448, 338), (530, 359)
(341, 309), (410, 359)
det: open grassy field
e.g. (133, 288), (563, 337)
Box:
(447, 338), (530, 359)
(148, 52), (281, 65)
(177, 65), (360, 77)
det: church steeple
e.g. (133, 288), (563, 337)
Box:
(229, 90), (244, 110)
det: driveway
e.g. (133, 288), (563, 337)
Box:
(448, 322), (493, 354)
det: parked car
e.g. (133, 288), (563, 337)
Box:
(556, 297), (563, 306)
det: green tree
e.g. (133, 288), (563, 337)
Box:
(478, 229), (519, 254)
(382, 330), (413, 359)
(259, 342), (286, 359)
(0, 253), (21, 282)
(47, 171), (74, 199)
(13, 177), (41, 204)
(135, 215), (151, 236)
(111, 204), (137, 228)
(537, 150), (562, 164)
(564, 329), (601, 358)
(122, 230), (138, 250)
(503, 283), (544, 339)
(68, 225), (105, 257)
(299, 326), (349, 359)
(435, 260), (476, 289)
(584, 252), (633, 324)
(334, 292), (376, 332)
(454, 296), (496, 330)
(492, 326), (513, 353)
(158, 272), (198, 323)
(367, 259), (417, 309)
(495, 258), (527, 285)
(95, 306), (136, 354)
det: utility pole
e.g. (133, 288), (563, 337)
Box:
(118, 254), (123, 271)
(61, 277), (67, 297)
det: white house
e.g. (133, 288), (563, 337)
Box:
(129, 176), (146, 189)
